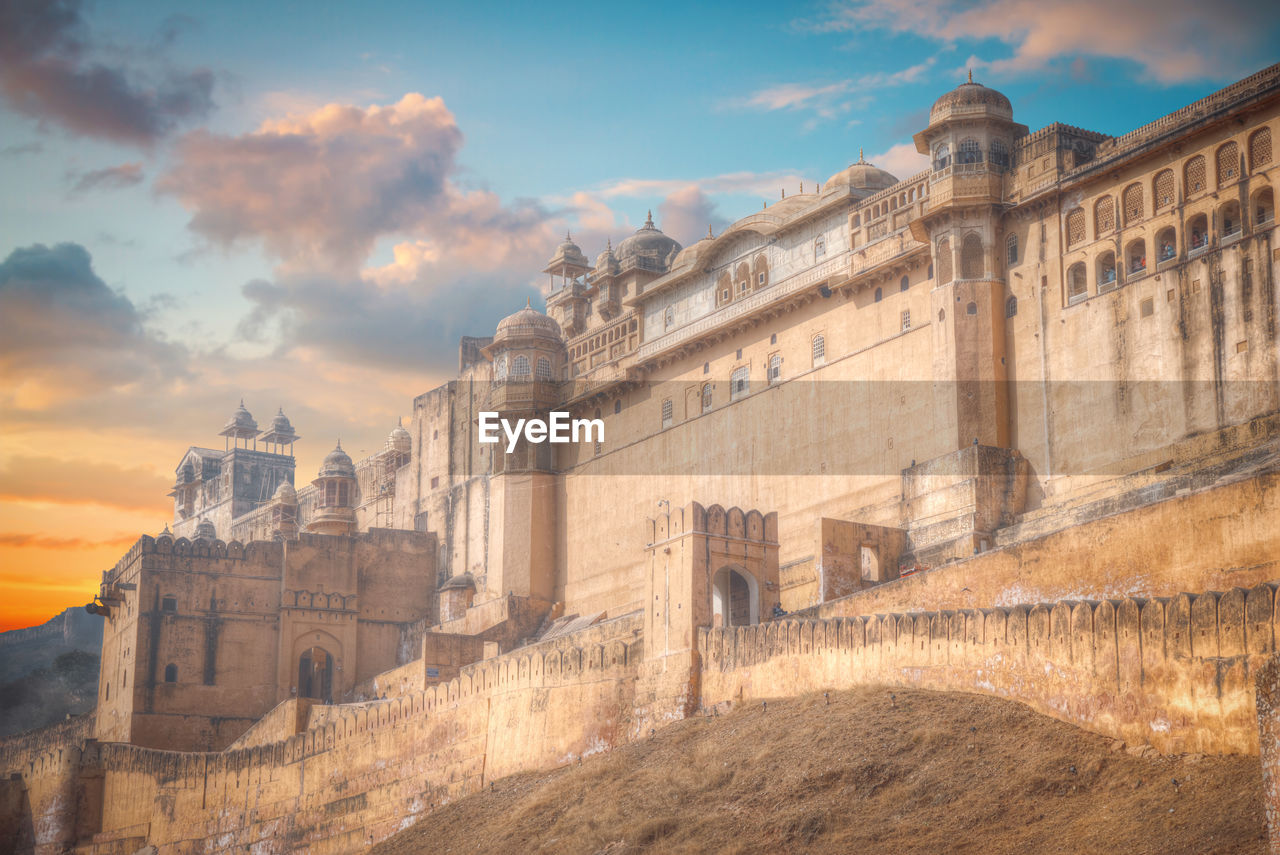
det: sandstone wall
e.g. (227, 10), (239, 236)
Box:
(702, 584), (1280, 755)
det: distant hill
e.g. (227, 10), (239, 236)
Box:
(0, 608), (102, 738)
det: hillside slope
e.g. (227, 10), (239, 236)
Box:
(374, 687), (1265, 855)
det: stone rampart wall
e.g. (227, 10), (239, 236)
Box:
(702, 584), (1280, 755)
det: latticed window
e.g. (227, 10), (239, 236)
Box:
(768, 355), (782, 384)
(1006, 234), (1018, 265)
(1153, 170), (1175, 209)
(901, 310), (911, 332)
(1184, 155), (1206, 193)
(1066, 209), (1085, 247)
(730, 366), (749, 400)
(1005, 296), (1018, 318)
(1250, 127), (1272, 169)
(1094, 197), (1115, 234)
(494, 356), (508, 381)
(1122, 183), (1144, 224)
(990, 139), (1009, 169)
(512, 355), (530, 378)
(661, 398), (673, 428)
(535, 357), (552, 380)
(811, 335), (826, 367)
(936, 238), (952, 284)
(701, 384), (713, 413)
(1217, 141), (1240, 185)
(961, 234), (983, 278)
(957, 138), (982, 165)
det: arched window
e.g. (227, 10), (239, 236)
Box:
(730, 366), (749, 400)
(1221, 200), (1242, 237)
(1126, 239), (1147, 277)
(814, 235), (826, 259)
(494, 356), (508, 381)
(164, 664), (178, 683)
(957, 138), (982, 165)
(736, 262), (750, 296)
(712, 567), (759, 627)
(900, 275), (909, 292)
(1185, 155), (1206, 194)
(1250, 127), (1272, 170)
(663, 306), (674, 331)
(1094, 196), (1115, 235)
(990, 139), (1010, 169)
(701, 384), (713, 414)
(935, 238), (952, 284)
(661, 398), (673, 428)
(535, 357), (552, 380)
(960, 233), (983, 279)
(1066, 208), (1085, 248)
(1097, 251), (1117, 291)
(1067, 262), (1088, 304)
(874, 287), (883, 302)
(754, 254), (769, 288)
(1153, 169), (1175, 210)
(614, 399), (622, 415)
(768, 354), (782, 384)
(933, 143), (950, 171)
(1188, 214), (1209, 250)
(1255, 187), (1274, 225)
(1122, 182), (1144, 224)
(512, 355), (530, 378)
(1156, 227), (1176, 262)
(811, 335), (826, 367)
(1217, 141), (1240, 186)
(1006, 233), (1018, 265)
(1005, 295), (1018, 318)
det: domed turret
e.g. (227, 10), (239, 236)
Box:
(929, 73), (1013, 125)
(272, 481), (298, 503)
(546, 232), (590, 271)
(260, 406), (301, 453)
(194, 518), (216, 540)
(157, 523), (172, 539)
(494, 300), (562, 344)
(615, 211), (681, 273)
(218, 399), (260, 448)
(318, 442), (356, 478)
(271, 480), (299, 540)
(824, 149), (900, 195)
(594, 238), (619, 274)
(387, 421), (411, 455)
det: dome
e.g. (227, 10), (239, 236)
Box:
(222, 400), (258, 433)
(929, 75), (1013, 124)
(494, 300), (562, 342)
(157, 523), (172, 539)
(194, 518), (216, 540)
(269, 408), (294, 434)
(273, 481), (298, 503)
(546, 232), (590, 270)
(387, 422), (411, 454)
(594, 239), (618, 273)
(318, 442), (356, 478)
(614, 211), (681, 271)
(825, 150), (899, 194)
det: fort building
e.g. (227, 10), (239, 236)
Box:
(5, 63), (1280, 854)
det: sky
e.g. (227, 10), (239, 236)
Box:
(1, 0), (1277, 631)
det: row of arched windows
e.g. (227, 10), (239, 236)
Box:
(933, 234), (985, 282)
(494, 354), (554, 381)
(1066, 129), (1274, 249)
(933, 138), (1011, 172)
(715, 255), (770, 307)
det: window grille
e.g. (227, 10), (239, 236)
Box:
(512, 355), (530, 378)
(535, 357), (552, 380)
(661, 398), (673, 428)
(1122, 183), (1143, 224)
(1217, 141), (1239, 185)
(1250, 128), (1272, 169)
(811, 335), (826, 366)
(1066, 209), (1085, 247)
(768, 355), (782, 384)
(730, 366), (749, 400)
(1154, 170), (1175, 209)
(1184, 155), (1206, 193)
(1094, 197), (1115, 234)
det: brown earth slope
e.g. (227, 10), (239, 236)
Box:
(373, 687), (1266, 855)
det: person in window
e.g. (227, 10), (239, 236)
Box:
(1161, 241), (1174, 261)
(1102, 263), (1116, 284)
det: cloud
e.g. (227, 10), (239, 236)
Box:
(595, 170), (805, 201)
(1, 142), (43, 157)
(868, 143), (930, 180)
(0, 0), (215, 145)
(657, 186), (732, 247)
(157, 93), (469, 273)
(0, 242), (187, 407)
(809, 0), (1275, 83)
(67, 162), (144, 194)
(0, 532), (139, 550)
(728, 60), (936, 122)
(0, 455), (171, 512)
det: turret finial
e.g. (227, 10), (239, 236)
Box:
(526, 297), (532, 308)
(644, 210), (654, 228)
(707, 224), (714, 239)
(858, 147), (865, 163)
(968, 68), (973, 84)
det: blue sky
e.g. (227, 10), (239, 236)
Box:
(0, 0), (1277, 626)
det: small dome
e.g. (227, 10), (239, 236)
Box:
(495, 300), (562, 342)
(615, 211), (681, 272)
(273, 481), (298, 503)
(223, 400), (258, 432)
(269, 408), (294, 433)
(929, 76), (1013, 124)
(388, 422), (411, 454)
(546, 231), (590, 270)
(157, 523), (172, 539)
(194, 518), (216, 540)
(825, 150), (899, 194)
(594, 239), (618, 273)
(318, 442), (356, 478)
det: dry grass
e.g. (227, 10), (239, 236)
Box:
(372, 687), (1266, 855)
